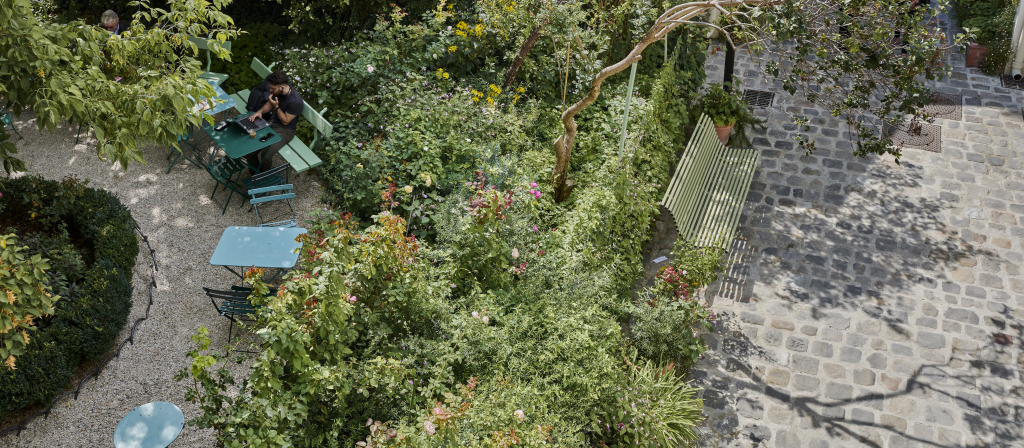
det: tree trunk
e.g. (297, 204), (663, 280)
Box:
(504, 25), (544, 88)
(549, 0), (774, 202)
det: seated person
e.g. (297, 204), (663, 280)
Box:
(244, 70), (303, 174)
(100, 10), (129, 35)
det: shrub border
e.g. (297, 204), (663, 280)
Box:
(0, 216), (156, 438)
(0, 177), (158, 438)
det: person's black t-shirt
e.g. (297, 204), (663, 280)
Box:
(267, 87), (303, 130)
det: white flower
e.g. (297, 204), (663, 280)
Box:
(367, 65), (375, 73)
(424, 421), (436, 435)
(472, 311), (479, 319)
(512, 248), (519, 258)
(482, 316), (489, 324)
(514, 409), (525, 422)
(404, 185), (413, 193)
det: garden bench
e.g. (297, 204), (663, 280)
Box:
(226, 57), (331, 174)
(660, 114), (760, 250)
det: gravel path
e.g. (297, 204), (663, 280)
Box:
(0, 112), (326, 447)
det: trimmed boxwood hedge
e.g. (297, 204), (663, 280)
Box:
(0, 176), (138, 419)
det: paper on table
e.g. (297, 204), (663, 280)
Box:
(192, 98), (217, 113)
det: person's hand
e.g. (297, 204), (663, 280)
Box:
(248, 113), (258, 122)
(267, 95), (279, 110)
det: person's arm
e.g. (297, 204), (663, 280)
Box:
(273, 105), (297, 126)
(249, 96), (274, 122)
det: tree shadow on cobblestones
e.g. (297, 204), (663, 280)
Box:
(698, 321), (1022, 447)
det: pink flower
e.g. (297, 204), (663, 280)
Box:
(512, 248), (519, 258)
(514, 409), (525, 422)
(367, 65), (375, 73)
(530, 182), (537, 188)
(424, 421), (435, 435)
(349, 295), (357, 302)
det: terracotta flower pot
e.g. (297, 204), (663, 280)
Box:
(714, 124), (734, 145)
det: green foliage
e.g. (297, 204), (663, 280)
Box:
(587, 354), (703, 448)
(955, 0), (1018, 75)
(0, 0), (240, 173)
(0, 234), (58, 370)
(0, 176), (137, 419)
(697, 83), (748, 127)
(626, 299), (712, 375)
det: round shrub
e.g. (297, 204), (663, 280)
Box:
(0, 176), (138, 419)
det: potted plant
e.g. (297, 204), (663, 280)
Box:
(699, 83), (747, 145)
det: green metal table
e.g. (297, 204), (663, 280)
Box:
(112, 401), (184, 448)
(210, 226), (306, 280)
(202, 117), (281, 167)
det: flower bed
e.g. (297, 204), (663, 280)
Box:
(0, 175), (138, 419)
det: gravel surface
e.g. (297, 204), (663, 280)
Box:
(0, 112), (326, 447)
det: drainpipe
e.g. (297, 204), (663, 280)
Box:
(1013, 29), (1024, 80)
(707, 9), (720, 38)
(1007, 0), (1024, 75)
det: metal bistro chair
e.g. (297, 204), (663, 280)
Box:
(1, 102), (21, 140)
(249, 184), (297, 227)
(187, 139), (249, 214)
(166, 127), (201, 173)
(244, 162), (290, 193)
(204, 287), (261, 347)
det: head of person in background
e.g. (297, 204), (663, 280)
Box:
(100, 10), (125, 35)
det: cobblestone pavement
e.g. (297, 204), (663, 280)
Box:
(687, 11), (1024, 448)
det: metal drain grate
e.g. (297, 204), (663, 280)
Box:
(1000, 74), (1024, 91)
(883, 120), (941, 153)
(923, 92), (961, 121)
(743, 89), (775, 108)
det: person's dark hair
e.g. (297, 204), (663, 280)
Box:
(266, 70), (289, 86)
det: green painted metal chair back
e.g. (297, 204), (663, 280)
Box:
(187, 36), (232, 84)
(661, 114), (760, 250)
(249, 184), (297, 228)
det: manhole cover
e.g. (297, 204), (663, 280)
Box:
(924, 92), (961, 121)
(883, 120), (941, 153)
(743, 90), (774, 108)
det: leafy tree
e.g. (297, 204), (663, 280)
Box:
(0, 0), (240, 173)
(538, 0), (962, 201)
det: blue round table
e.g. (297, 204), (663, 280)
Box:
(113, 401), (185, 448)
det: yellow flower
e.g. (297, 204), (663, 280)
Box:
(512, 95), (520, 105)
(404, 185), (413, 193)
(457, 21), (467, 29)
(356, 163), (364, 169)
(489, 84), (501, 95)
(517, 86), (526, 93)
(456, 30), (467, 37)
(37, 68), (46, 78)
(443, 72), (449, 79)
(486, 97), (494, 105)
(449, 45), (457, 52)
(472, 97), (480, 103)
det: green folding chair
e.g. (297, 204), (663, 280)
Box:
(249, 184), (297, 227)
(204, 287), (261, 349)
(188, 36), (232, 84)
(1, 103), (21, 140)
(165, 127), (200, 173)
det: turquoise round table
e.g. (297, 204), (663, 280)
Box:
(113, 401), (185, 448)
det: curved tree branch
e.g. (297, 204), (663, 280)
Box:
(551, 0), (779, 202)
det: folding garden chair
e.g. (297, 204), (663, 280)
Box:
(249, 184), (297, 227)
(185, 139), (248, 214)
(165, 127), (200, 173)
(204, 287), (260, 348)
(1, 102), (21, 140)
(244, 162), (290, 193)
